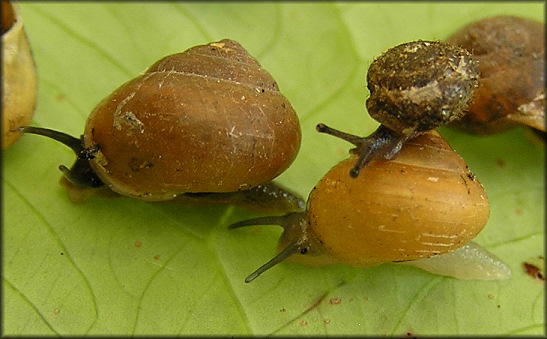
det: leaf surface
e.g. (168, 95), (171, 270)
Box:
(3, 2), (544, 335)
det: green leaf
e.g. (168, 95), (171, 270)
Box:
(3, 2), (544, 336)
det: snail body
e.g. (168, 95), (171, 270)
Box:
(318, 40), (479, 177)
(231, 130), (511, 282)
(446, 16), (545, 135)
(20, 39), (303, 208)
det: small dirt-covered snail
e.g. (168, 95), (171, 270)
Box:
(19, 39), (303, 212)
(2, 0), (38, 149)
(231, 130), (511, 283)
(318, 40), (479, 178)
(446, 16), (545, 135)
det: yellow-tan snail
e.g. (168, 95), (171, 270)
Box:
(317, 40), (479, 178)
(446, 16), (545, 136)
(2, 0), (38, 149)
(230, 130), (511, 283)
(18, 39), (305, 213)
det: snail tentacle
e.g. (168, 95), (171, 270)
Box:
(18, 126), (84, 155)
(244, 243), (301, 283)
(19, 126), (104, 188)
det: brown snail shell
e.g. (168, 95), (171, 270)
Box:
(85, 39), (301, 201)
(2, 0), (37, 149)
(447, 16), (545, 135)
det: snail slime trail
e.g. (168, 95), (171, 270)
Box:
(317, 40), (479, 178)
(231, 130), (511, 283)
(18, 39), (304, 213)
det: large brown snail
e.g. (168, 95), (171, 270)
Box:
(18, 39), (304, 212)
(2, 0), (37, 149)
(446, 15), (545, 135)
(231, 130), (511, 283)
(317, 40), (479, 178)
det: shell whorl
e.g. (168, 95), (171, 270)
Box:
(146, 39), (280, 93)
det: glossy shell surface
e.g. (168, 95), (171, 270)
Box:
(83, 39), (301, 201)
(307, 131), (489, 266)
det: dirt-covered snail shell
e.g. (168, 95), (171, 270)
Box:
(19, 39), (303, 211)
(446, 15), (545, 135)
(2, 0), (37, 149)
(318, 40), (479, 178)
(231, 130), (511, 283)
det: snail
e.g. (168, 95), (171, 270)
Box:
(18, 39), (304, 212)
(2, 0), (38, 149)
(317, 40), (479, 178)
(446, 16), (545, 135)
(231, 130), (511, 283)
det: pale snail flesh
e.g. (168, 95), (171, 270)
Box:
(318, 40), (479, 178)
(231, 130), (511, 283)
(19, 39), (303, 209)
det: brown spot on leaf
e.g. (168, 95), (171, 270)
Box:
(523, 256), (545, 282)
(495, 158), (505, 168)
